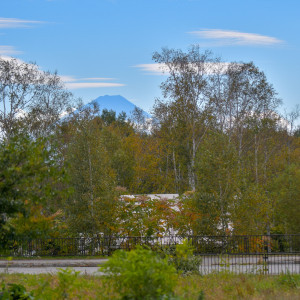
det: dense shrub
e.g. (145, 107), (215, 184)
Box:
(161, 239), (202, 275)
(0, 283), (34, 300)
(100, 247), (178, 299)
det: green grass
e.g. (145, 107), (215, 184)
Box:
(1, 271), (300, 299)
(175, 272), (300, 300)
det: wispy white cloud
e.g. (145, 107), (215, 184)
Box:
(59, 75), (77, 82)
(0, 17), (42, 28)
(134, 64), (169, 75)
(0, 58), (125, 89)
(0, 18), (41, 58)
(0, 45), (21, 55)
(61, 75), (125, 89)
(64, 82), (125, 89)
(135, 62), (239, 75)
(81, 77), (116, 81)
(189, 29), (283, 46)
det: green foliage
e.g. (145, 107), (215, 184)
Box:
(118, 195), (176, 236)
(0, 134), (69, 243)
(197, 290), (205, 300)
(175, 239), (194, 258)
(170, 239), (202, 275)
(1, 46), (299, 240)
(189, 192), (223, 235)
(194, 131), (238, 234)
(100, 247), (178, 299)
(55, 268), (81, 299)
(59, 106), (118, 236)
(3, 272), (300, 299)
(31, 268), (82, 300)
(0, 283), (34, 300)
(271, 161), (300, 233)
(276, 271), (299, 288)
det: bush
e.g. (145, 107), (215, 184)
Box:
(0, 283), (34, 300)
(100, 246), (178, 299)
(169, 239), (202, 275)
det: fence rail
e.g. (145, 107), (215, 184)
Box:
(1, 235), (299, 274)
(1, 235), (299, 257)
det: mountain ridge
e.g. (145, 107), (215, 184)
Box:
(84, 95), (151, 118)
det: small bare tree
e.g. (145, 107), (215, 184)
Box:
(0, 57), (73, 139)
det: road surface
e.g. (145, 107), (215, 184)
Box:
(0, 259), (107, 275)
(0, 256), (299, 275)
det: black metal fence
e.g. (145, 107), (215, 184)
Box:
(1, 234), (299, 274)
(198, 253), (299, 274)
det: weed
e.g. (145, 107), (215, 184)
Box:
(277, 271), (299, 288)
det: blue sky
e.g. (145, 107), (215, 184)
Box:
(1, 0), (299, 115)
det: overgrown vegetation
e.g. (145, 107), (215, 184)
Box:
(159, 239), (202, 275)
(0, 271), (299, 299)
(100, 247), (178, 299)
(0, 46), (299, 243)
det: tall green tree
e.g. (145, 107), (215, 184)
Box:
(153, 45), (217, 191)
(194, 130), (239, 234)
(0, 134), (68, 242)
(58, 105), (118, 236)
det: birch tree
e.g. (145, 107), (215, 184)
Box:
(0, 57), (73, 139)
(153, 46), (217, 191)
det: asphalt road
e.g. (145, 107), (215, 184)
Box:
(0, 256), (299, 275)
(0, 259), (107, 275)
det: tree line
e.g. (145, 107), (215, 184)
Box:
(0, 47), (299, 243)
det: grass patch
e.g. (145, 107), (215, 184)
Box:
(1, 271), (300, 299)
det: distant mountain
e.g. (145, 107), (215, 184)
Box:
(83, 95), (151, 119)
